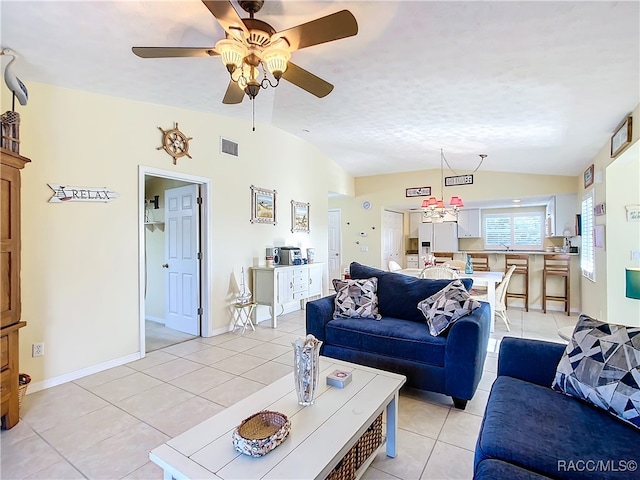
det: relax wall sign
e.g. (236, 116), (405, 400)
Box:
(48, 184), (119, 203)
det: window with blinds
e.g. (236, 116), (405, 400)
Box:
(581, 191), (595, 281)
(484, 212), (544, 250)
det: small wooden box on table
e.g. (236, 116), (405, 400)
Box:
(1, 148), (30, 429)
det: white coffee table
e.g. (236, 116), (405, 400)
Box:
(150, 357), (406, 480)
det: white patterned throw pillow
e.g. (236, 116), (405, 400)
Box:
(418, 280), (481, 336)
(333, 277), (382, 320)
(552, 314), (640, 430)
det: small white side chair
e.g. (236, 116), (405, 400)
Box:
(388, 260), (402, 272)
(472, 265), (516, 331)
(419, 266), (458, 279)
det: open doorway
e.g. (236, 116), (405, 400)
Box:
(138, 166), (212, 355)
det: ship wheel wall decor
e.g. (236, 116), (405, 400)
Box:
(157, 122), (193, 164)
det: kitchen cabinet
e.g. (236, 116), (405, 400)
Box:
(252, 264), (324, 328)
(546, 194), (578, 237)
(405, 254), (419, 268)
(408, 211), (422, 238)
(419, 222), (459, 253)
(457, 209), (481, 238)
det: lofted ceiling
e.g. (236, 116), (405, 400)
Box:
(1, 1), (638, 178)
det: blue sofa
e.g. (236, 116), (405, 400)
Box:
(474, 337), (640, 479)
(306, 262), (491, 409)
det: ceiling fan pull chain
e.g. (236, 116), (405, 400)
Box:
(252, 98), (256, 132)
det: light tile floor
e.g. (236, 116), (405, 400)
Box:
(2, 308), (574, 480)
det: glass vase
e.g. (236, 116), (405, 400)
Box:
(292, 335), (322, 406)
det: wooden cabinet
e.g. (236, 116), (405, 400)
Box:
(457, 209), (481, 238)
(546, 194), (578, 237)
(252, 264), (324, 328)
(1, 148), (29, 429)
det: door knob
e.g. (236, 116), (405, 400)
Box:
(162, 263), (169, 268)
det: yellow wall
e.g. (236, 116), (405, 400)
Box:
(329, 170), (576, 272)
(4, 82), (353, 389)
(578, 104), (640, 322)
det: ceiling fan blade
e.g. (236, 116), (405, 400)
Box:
(282, 62), (333, 98)
(222, 80), (246, 104)
(201, 0), (249, 39)
(132, 47), (218, 58)
(274, 10), (358, 51)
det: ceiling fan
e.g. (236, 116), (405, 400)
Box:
(132, 0), (358, 104)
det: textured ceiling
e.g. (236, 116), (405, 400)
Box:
(1, 1), (639, 178)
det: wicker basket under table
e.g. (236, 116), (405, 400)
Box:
(325, 412), (383, 480)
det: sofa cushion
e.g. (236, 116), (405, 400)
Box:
(476, 376), (640, 480)
(418, 279), (481, 336)
(475, 459), (554, 480)
(333, 277), (382, 320)
(325, 316), (447, 367)
(551, 314), (640, 430)
(349, 262), (473, 322)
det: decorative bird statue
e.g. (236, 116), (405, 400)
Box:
(1, 48), (28, 110)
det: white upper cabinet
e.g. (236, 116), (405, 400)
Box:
(457, 209), (481, 238)
(546, 194), (578, 237)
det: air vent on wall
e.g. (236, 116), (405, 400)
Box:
(220, 137), (239, 157)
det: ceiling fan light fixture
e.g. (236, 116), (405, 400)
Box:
(215, 39), (247, 72)
(262, 47), (290, 79)
(245, 80), (261, 99)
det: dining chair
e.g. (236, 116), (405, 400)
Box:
(444, 259), (466, 271)
(388, 260), (402, 272)
(471, 265), (516, 331)
(419, 266), (458, 279)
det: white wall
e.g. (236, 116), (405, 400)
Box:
(606, 142), (640, 326)
(5, 82), (353, 389)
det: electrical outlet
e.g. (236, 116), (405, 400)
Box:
(32, 343), (44, 357)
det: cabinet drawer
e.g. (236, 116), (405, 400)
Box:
(1, 335), (8, 370)
(292, 291), (308, 300)
(292, 282), (307, 294)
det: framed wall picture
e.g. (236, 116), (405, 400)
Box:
(291, 200), (310, 233)
(405, 186), (431, 197)
(250, 185), (277, 225)
(611, 115), (632, 157)
(583, 164), (594, 189)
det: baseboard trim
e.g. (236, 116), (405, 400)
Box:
(26, 352), (142, 395)
(145, 315), (165, 324)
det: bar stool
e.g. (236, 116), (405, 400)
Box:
(470, 253), (490, 272)
(542, 255), (570, 315)
(433, 252), (453, 265)
(505, 254), (529, 311)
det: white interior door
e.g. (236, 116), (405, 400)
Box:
(164, 184), (200, 335)
(382, 210), (403, 269)
(328, 209), (342, 281)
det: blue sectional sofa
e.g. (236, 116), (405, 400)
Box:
(475, 337), (640, 479)
(306, 262), (491, 409)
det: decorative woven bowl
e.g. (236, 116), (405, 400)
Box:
(232, 411), (291, 457)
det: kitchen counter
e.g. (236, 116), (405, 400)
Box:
(461, 250), (578, 256)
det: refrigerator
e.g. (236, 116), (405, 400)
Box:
(419, 222), (459, 253)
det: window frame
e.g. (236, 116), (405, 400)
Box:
(483, 210), (545, 251)
(581, 189), (595, 282)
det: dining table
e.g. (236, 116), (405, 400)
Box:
(397, 268), (504, 332)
